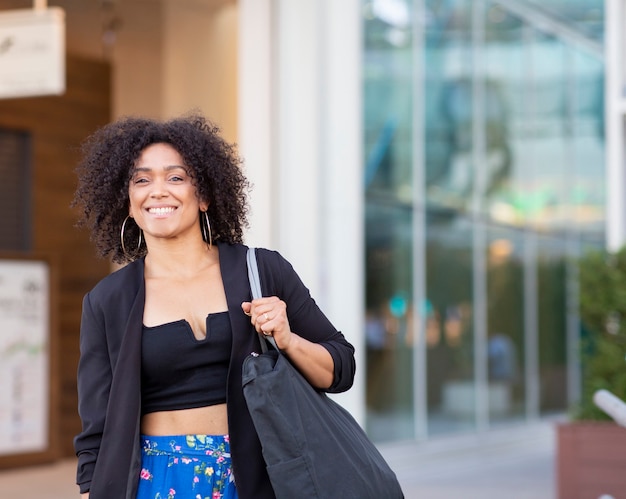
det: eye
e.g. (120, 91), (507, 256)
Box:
(132, 177), (149, 184)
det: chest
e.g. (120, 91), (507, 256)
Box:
(143, 267), (228, 339)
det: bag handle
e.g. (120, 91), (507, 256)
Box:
(246, 248), (279, 353)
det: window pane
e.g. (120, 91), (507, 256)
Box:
(424, 1), (474, 214)
(363, 0), (415, 442)
(571, 49), (605, 238)
(426, 214), (475, 435)
(537, 236), (568, 414)
(0, 129), (31, 251)
(486, 227), (526, 423)
(365, 202), (414, 442)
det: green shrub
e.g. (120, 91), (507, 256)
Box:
(575, 247), (626, 420)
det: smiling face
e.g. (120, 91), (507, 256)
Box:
(128, 142), (208, 245)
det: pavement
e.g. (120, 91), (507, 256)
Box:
(383, 420), (557, 499)
(0, 420), (556, 498)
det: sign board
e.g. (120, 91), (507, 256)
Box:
(0, 259), (50, 456)
(0, 8), (65, 99)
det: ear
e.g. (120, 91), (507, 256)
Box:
(199, 199), (210, 212)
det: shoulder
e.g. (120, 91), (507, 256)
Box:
(217, 242), (300, 292)
(252, 248), (306, 297)
(249, 247), (296, 279)
(86, 258), (144, 305)
(216, 241), (247, 256)
(255, 247), (285, 266)
(218, 242), (286, 269)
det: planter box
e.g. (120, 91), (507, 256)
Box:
(557, 421), (626, 499)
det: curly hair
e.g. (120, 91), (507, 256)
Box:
(72, 113), (250, 264)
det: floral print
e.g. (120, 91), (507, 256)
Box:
(136, 434), (237, 499)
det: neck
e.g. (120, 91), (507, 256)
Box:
(144, 237), (217, 279)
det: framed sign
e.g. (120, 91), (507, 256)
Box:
(0, 7), (66, 99)
(0, 255), (57, 466)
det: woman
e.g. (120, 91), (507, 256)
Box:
(72, 114), (356, 499)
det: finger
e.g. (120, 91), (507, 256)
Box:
(251, 296), (280, 307)
(252, 311), (270, 332)
(241, 302), (252, 316)
(259, 311), (277, 334)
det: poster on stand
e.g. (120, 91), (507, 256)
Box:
(0, 258), (51, 459)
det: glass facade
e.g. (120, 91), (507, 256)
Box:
(363, 0), (605, 442)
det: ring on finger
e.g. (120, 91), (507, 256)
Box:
(263, 330), (272, 337)
(264, 313), (270, 321)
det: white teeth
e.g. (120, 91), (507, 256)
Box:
(149, 207), (175, 215)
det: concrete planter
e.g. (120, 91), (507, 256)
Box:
(557, 421), (626, 499)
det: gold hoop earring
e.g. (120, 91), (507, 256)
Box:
(201, 210), (213, 248)
(121, 215), (143, 257)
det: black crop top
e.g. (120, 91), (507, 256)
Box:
(141, 311), (231, 415)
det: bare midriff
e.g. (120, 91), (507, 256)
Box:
(140, 403), (228, 436)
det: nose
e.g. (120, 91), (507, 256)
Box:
(149, 178), (169, 198)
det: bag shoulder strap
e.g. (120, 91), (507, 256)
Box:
(246, 247), (279, 352)
(246, 247), (263, 300)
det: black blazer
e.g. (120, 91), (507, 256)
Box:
(74, 242), (356, 499)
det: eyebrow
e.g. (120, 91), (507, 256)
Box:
(132, 164), (187, 173)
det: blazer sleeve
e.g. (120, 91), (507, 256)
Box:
(257, 249), (356, 393)
(73, 292), (113, 494)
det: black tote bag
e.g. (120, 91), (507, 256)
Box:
(242, 248), (404, 499)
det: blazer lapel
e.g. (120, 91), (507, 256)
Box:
(219, 243), (257, 350)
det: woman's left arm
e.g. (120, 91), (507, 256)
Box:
(241, 249), (356, 393)
(242, 296), (335, 389)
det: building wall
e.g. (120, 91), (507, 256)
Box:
(0, 0), (237, 134)
(0, 56), (112, 460)
(238, 0), (365, 421)
(162, 0), (238, 142)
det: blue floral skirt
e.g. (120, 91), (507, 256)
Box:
(136, 434), (238, 499)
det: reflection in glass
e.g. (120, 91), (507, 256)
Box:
(363, 0), (416, 443)
(365, 203), (414, 442)
(571, 49), (605, 239)
(537, 237), (568, 414)
(486, 229), (526, 423)
(424, 1), (474, 213)
(425, 215), (475, 435)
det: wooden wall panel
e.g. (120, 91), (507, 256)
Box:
(0, 55), (112, 461)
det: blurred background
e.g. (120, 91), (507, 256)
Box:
(0, 0), (619, 497)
